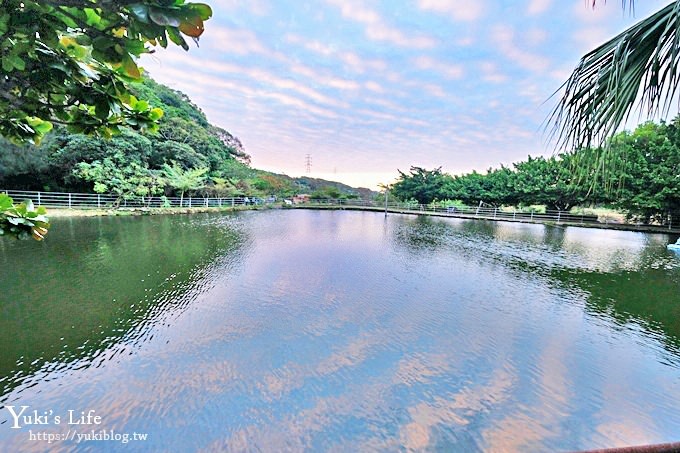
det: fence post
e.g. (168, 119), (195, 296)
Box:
(232, 198), (235, 207)
(531, 210), (534, 221)
(494, 208), (497, 219)
(384, 189), (388, 217)
(205, 197), (208, 207)
(68, 193), (72, 208)
(189, 196), (192, 208)
(557, 211), (561, 223)
(37, 191), (41, 206)
(97, 193), (101, 208)
(513, 208), (516, 220)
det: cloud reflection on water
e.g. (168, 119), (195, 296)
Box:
(1, 211), (680, 451)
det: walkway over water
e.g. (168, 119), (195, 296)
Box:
(292, 204), (680, 236)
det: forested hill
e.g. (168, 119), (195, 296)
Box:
(0, 77), (372, 200)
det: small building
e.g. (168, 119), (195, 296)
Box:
(292, 194), (310, 204)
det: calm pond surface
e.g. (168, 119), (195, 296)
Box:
(1, 209), (679, 452)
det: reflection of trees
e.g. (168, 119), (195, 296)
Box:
(542, 225), (567, 248)
(388, 214), (680, 356)
(552, 268), (680, 352)
(391, 216), (452, 253)
(0, 213), (247, 396)
(391, 216), (503, 255)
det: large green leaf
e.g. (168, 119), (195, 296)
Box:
(149, 7), (182, 27)
(0, 194), (14, 211)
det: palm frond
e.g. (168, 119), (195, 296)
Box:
(548, 1), (680, 151)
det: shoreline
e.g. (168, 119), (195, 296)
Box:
(293, 205), (680, 236)
(43, 204), (680, 236)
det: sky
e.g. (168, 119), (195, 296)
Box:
(141, 0), (674, 190)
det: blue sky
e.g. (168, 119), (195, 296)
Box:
(141, 0), (673, 190)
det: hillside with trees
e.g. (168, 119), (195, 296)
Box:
(0, 77), (369, 203)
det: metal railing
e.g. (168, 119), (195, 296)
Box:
(1, 189), (675, 230)
(296, 199), (678, 230)
(1, 189), (259, 209)
(297, 198), (602, 225)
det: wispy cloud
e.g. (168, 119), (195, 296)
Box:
(285, 34), (388, 73)
(326, 0), (437, 48)
(479, 61), (508, 83)
(527, 0), (552, 16)
(412, 56), (464, 79)
(492, 25), (550, 72)
(219, 0), (270, 16)
(203, 26), (279, 58)
(288, 63), (362, 91)
(417, 0), (486, 22)
(525, 28), (548, 46)
(572, 26), (611, 51)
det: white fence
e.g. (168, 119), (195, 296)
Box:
(1, 189), (255, 209)
(300, 198), (603, 225)
(2, 189), (673, 229)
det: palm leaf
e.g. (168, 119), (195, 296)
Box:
(548, 1), (680, 151)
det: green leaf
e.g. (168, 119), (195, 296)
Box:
(127, 3), (150, 23)
(83, 8), (101, 26)
(148, 107), (164, 121)
(92, 36), (114, 52)
(0, 13), (9, 34)
(157, 31), (168, 48)
(120, 53), (141, 79)
(124, 38), (147, 56)
(75, 34), (92, 46)
(9, 55), (25, 71)
(167, 27), (188, 50)
(95, 99), (110, 120)
(149, 7), (182, 27)
(133, 99), (149, 112)
(188, 4), (213, 20)
(2, 57), (14, 72)
(0, 194), (13, 210)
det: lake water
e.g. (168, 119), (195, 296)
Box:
(1, 210), (679, 452)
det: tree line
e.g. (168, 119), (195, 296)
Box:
(392, 118), (680, 225)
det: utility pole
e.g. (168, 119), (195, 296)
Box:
(305, 154), (312, 174)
